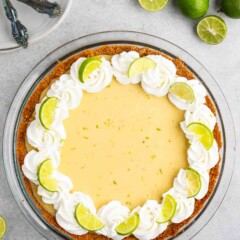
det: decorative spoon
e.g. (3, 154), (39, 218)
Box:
(17, 0), (62, 18)
(2, 0), (28, 48)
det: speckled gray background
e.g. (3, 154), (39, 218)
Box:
(0, 1), (239, 239)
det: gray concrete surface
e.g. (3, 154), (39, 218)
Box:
(0, 1), (239, 239)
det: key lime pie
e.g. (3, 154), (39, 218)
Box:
(17, 46), (222, 239)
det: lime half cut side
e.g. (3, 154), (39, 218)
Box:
(156, 194), (177, 223)
(138, 0), (168, 12)
(186, 168), (202, 198)
(115, 212), (139, 235)
(187, 122), (214, 150)
(75, 203), (104, 231)
(197, 16), (227, 45)
(39, 97), (58, 130)
(0, 216), (6, 239)
(169, 82), (194, 103)
(128, 57), (156, 79)
(38, 159), (58, 192)
(78, 57), (102, 83)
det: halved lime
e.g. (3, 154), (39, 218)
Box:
(78, 57), (102, 83)
(38, 159), (58, 192)
(75, 203), (104, 231)
(138, 0), (168, 12)
(187, 122), (214, 150)
(115, 212), (139, 235)
(39, 97), (58, 130)
(197, 16), (227, 45)
(128, 57), (156, 79)
(169, 82), (194, 103)
(0, 216), (6, 239)
(186, 168), (202, 198)
(156, 194), (177, 223)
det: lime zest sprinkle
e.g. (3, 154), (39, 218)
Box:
(125, 201), (132, 206)
(151, 154), (157, 159)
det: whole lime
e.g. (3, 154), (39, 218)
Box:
(221, 0), (240, 19)
(178, 0), (209, 19)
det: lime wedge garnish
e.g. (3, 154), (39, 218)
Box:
(187, 122), (214, 150)
(128, 57), (156, 79)
(138, 0), (168, 11)
(78, 57), (102, 83)
(186, 168), (202, 198)
(197, 16), (227, 45)
(169, 82), (194, 103)
(0, 216), (6, 239)
(38, 159), (58, 192)
(39, 97), (58, 130)
(115, 212), (139, 235)
(156, 194), (177, 223)
(75, 203), (104, 231)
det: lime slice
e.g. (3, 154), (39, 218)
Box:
(138, 0), (168, 12)
(115, 212), (139, 235)
(187, 122), (214, 150)
(186, 168), (202, 198)
(38, 159), (58, 192)
(0, 216), (6, 239)
(197, 16), (227, 45)
(169, 82), (194, 103)
(75, 203), (104, 231)
(78, 57), (102, 83)
(128, 57), (156, 79)
(156, 194), (177, 223)
(39, 97), (58, 130)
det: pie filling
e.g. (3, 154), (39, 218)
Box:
(22, 50), (220, 240)
(59, 79), (188, 210)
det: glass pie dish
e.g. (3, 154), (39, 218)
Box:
(3, 31), (236, 239)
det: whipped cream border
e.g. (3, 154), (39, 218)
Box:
(22, 52), (220, 239)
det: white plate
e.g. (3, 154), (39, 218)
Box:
(0, 0), (72, 52)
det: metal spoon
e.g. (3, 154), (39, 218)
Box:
(2, 0), (28, 48)
(17, 0), (62, 18)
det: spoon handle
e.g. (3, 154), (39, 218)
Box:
(2, 0), (28, 48)
(17, 0), (62, 18)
